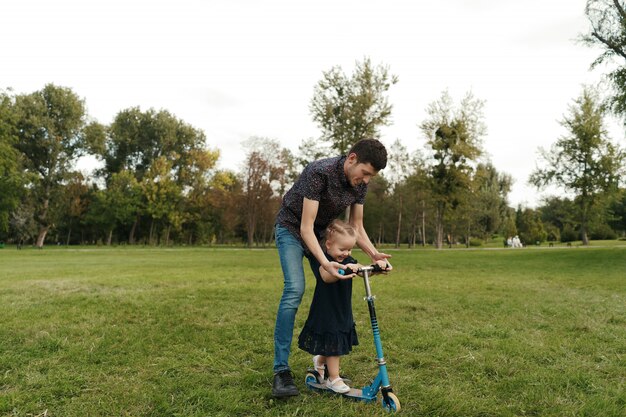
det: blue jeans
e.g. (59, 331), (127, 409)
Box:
(273, 224), (307, 373)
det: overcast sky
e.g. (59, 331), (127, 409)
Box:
(3, 0), (623, 207)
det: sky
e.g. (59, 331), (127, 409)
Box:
(3, 0), (624, 208)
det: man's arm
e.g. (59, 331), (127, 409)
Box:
(301, 197), (355, 279)
(349, 203), (392, 268)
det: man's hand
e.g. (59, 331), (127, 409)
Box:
(323, 261), (356, 279)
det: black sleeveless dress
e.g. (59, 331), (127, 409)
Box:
(298, 253), (359, 356)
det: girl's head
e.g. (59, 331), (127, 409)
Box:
(323, 219), (357, 262)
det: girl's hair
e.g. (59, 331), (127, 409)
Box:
(322, 219), (357, 246)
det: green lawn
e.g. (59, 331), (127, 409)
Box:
(0, 246), (624, 416)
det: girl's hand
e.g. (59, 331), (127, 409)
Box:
(371, 252), (392, 271)
(373, 259), (392, 273)
(323, 261), (355, 279)
(340, 263), (362, 278)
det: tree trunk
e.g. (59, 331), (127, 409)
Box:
(395, 196), (402, 248)
(66, 218), (72, 246)
(36, 226), (49, 248)
(247, 215), (255, 248)
(410, 207), (420, 248)
(149, 218), (155, 246)
(581, 226), (589, 245)
(421, 202), (426, 247)
(165, 225), (171, 246)
(107, 229), (113, 246)
(435, 207), (444, 249)
(36, 192), (50, 248)
(129, 215), (139, 244)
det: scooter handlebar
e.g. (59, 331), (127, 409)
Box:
(338, 264), (389, 276)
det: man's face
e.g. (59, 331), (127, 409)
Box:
(345, 154), (378, 187)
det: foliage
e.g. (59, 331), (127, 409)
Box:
(421, 90), (486, 248)
(472, 163), (512, 239)
(607, 188), (626, 234)
(12, 84), (90, 247)
(2, 78), (623, 247)
(530, 87), (625, 244)
(310, 58), (397, 154)
(0, 91), (27, 236)
(582, 0), (626, 116)
(515, 206), (547, 245)
(589, 222), (618, 239)
(560, 224), (580, 242)
(296, 137), (331, 173)
(240, 137), (294, 247)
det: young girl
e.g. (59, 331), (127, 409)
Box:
(298, 219), (388, 393)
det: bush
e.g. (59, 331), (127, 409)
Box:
(560, 224), (578, 243)
(544, 224), (560, 242)
(589, 224), (618, 240)
(468, 239), (483, 247)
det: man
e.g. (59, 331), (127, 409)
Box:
(272, 138), (392, 397)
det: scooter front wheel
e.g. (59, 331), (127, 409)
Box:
(381, 392), (401, 412)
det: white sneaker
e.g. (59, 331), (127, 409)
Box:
(326, 377), (350, 393)
(312, 355), (325, 381)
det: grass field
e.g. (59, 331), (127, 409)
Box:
(0, 246), (625, 416)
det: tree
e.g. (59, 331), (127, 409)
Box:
(420, 90), (486, 248)
(310, 58), (398, 154)
(205, 170), (243, 244)
(95, 107), (218, 243)
(9, 201), (37, 247)
(57, 172), (90, 245)
(607, 188), (626, 235)
(12, 84), (91, 247)
(296, 137), (331, 172)
(385, 139), (411, 247)
(530, 87), (625, 245)
(0, 90), (27, 238)
(581, 0), (626, 115)
(141, 157), (183, 245)
(363, 175), (391, 245)
(241, 137), (294, 247)
(404, 153), (432, 247)
(538, 196), (577, 240)
(86, 170), (142, 245)
(472, 163), (513, 240)
(515, 206), (547, 245)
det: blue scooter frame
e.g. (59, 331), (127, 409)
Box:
(304, 265), (401, 412)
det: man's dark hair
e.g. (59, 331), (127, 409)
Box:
(347, 138), (387, 171)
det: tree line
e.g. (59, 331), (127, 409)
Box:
(2, 1), (626, 248)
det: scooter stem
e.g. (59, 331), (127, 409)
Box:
(361, 267), (391, 389)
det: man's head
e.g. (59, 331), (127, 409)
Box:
(344, 138), (388, 187)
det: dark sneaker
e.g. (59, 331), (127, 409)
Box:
(272, 370), (299, 398)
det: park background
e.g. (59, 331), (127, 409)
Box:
(1, 1), (626, 416)
(2, 0), (626, 250)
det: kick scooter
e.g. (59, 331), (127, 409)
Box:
(304, 264), (401, 412)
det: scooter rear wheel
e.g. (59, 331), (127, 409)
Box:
(305, 372), (318, 386)
(381, 392), (401, 412)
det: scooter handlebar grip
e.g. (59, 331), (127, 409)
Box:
(339, 267), (354, 276)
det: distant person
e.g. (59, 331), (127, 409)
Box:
(272, 138), (392, 398)
(298, 219), (390, 393)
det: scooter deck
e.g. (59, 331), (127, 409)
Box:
(305, 379), (375, 402)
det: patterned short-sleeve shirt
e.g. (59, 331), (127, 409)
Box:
(275, 156), (368, 251)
